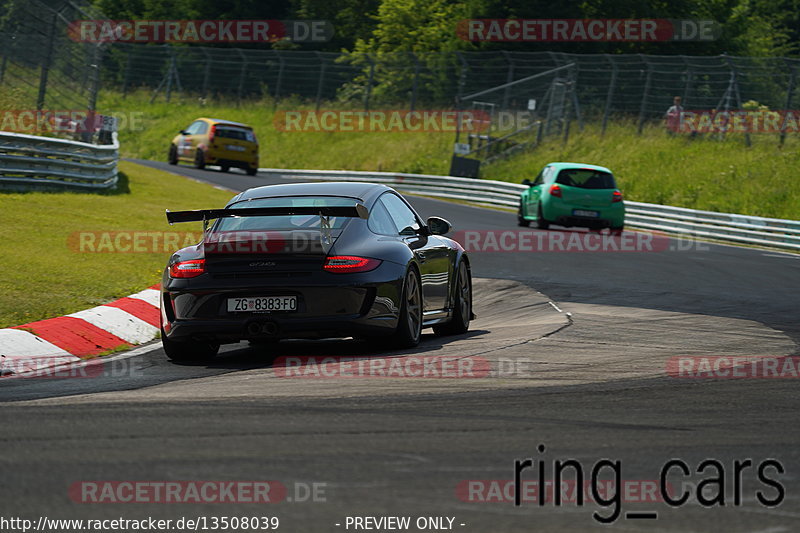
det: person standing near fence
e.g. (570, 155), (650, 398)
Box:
(664, 96), (684, 135)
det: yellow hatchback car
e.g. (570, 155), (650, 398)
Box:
(168, 118), (259, 175)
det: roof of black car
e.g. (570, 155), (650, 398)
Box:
(230, 182), (392, 205)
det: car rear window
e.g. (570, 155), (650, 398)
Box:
(216, 196), (359, 232)
(215, 127), (256, 143)
(556, 169), (616, 189)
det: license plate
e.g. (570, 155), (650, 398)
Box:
(573, 209), (599, 218)
(226, 144), (246, 152)
(227, 296), (297, 312)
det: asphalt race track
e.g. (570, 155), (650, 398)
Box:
(1, 160), (799, 532)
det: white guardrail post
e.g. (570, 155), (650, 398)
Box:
(259, 167), (800, 252)
(0, 131), (119, 191)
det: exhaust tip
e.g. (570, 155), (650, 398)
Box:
(246, 321), (279, 337)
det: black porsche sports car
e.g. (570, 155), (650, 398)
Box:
(160, 182), (473, 361)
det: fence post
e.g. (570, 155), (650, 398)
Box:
(0, 33), (9, 84)
(84, 43), (101, 142)
(236, 49), (247, 106)
(121, 45), (132, 98)
(779, 60), (796, 146)
(363, 54), (374, 112)
(502, 51), (514, 108)
(637, 57), (653, 135)
(724, 56), (750, 147)
(36, 10), (59, 111)
(165, 47), (175, 103)
(201, 48), (212, 99)
(680, 56), (693, 105)
(601, 55), (617, 136)
(315, 51), (327, 112)
(409, 52), (420, 112)
(275, 51), (285, 103)
(455, 51), (469, 103)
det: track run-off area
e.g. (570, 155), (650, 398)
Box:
(1, 160), (799, 532)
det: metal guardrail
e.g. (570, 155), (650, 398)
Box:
(0, 132), (119, 191)
(259, 167), (800, 252)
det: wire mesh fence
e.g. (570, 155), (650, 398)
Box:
(1, 0), (799, 145)
(0, 0), (110, 142)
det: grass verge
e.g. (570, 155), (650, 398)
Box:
(0, 161), (232, 328)
(103, 91), (800, 220)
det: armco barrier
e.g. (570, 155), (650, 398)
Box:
(0, 131), (119, 191)
(259, 168), (800, 251)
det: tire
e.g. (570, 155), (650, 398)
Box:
(161, 329), (219, 362)
(434, 260), (471, 336)
(390, 268), (422, 348)
(517, 202), (530, 227)
(220, 165), (230, 173)
(610, 225), (624, 236)
(194, 149), (205, 169)
(168, 145), (178, 165)
(536, 203), (550, 230)
(246, 167), (258, 176)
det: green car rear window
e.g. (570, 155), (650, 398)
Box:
(556, 169), (616, 189)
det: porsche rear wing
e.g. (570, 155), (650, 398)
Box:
(166, 204), (369, 225)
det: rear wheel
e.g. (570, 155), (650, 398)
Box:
(194, 149), (205, 169)
(536, 203), (550, 230)
(168, 145), (178, 165)
(390, 268), (422, 348)
(161, 329), (219, 362)
(220, 165), (230, 173)
(434, 260), (471, 336)
(517, 202), (530, 227)
(246, 167), (258, 176)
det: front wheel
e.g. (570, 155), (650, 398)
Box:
(220, 165), (230, 173)
(390, 268), (422, 348)
(162, 328), (219, 362)
(168, 145), (178, 165)
(246, 167), (258, 176)
(536, 203), (550, 230)
(194, 149), (206, 169)
(434, 260), (471, 336)
(610, 225), (624, 236)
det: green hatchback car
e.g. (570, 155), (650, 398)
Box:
(518, 162), (625, 234)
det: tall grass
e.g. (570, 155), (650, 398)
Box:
(99, 90), (800, 219)
(482, 121), (800, 220)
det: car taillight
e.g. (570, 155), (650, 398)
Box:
(324, 256), (382, 273)
(169, 259), (205, 278)
(208, 124), (216, 143)
(550, 184), (562, 198)
(612, 190), (623, 202)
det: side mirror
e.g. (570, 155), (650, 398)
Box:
(179, 130), (188, 135)
(522, 179), (532, 186)
(427, 216), (452, 235)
